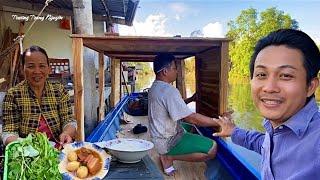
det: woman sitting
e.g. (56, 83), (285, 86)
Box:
(1, 45), (77, 146)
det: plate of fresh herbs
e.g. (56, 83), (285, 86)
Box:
(3, 133), (61, 180)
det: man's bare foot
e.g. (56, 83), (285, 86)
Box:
(159, 155), (175, 176)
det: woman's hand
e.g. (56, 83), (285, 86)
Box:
(59, 132), (73, 145)
(212, 115), (236, 137)
(5, 135), (19, 146)
(59, 124), (76, 145)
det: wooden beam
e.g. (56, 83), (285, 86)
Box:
(103, 54), (191, 61)
(195, 56), (200, 113)
(98, 52), (105, 121)
(110, 58), (120, 107)
(72, 38), (84, 141)
(114, 58), (155, 62)
(105, 51), (195, 56)
(176, 60), (186, 99)
(219, 42), (229, 115)
(72, 35), (230, 43)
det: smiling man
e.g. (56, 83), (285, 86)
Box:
(213, 29), (320, 179)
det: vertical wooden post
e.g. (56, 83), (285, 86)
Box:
(110, 58), (120, 107)
(195, 57), (200, 113)
(10, 21), (24, 87)
(98, 52), (105, 121)
(72, 38), (84, 141)
(219, 42), (229, 115)
(176, 60), (186, 99)
(72, 0), (97, 135)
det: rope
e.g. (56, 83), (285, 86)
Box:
(0, 41), (18, 58)
(13, 0), (53, 54)
(24, 0), (53, 37)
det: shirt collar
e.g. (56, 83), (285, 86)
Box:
(263, 98), (319, 138)
(154, 80), (170, 85)
(263, 119), (273, 135)
(24, 80), (50, 97)
(284, 98), (318, 138)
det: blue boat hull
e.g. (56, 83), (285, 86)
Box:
(87, 93), (261, 180)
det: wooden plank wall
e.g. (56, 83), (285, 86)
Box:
(219, 42), (229, 115)
(176, 59), (186, 99)
(196, 47), (221, 117)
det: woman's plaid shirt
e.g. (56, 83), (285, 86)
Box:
(2, 80), (76, 140)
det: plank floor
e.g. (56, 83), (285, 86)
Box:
(116, 113), (207, 180)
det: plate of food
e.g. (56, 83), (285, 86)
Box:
(58, 142), (111, 180)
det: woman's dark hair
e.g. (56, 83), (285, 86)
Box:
(22, 45), (49, 65)
(250, 29), (320, 85)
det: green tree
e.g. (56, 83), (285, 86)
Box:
(127, 62), (152, 75)
(185, 56), (195, 74)
(227, 7), (298, 79)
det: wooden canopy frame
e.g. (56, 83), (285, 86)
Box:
(71, 35), (230, 140)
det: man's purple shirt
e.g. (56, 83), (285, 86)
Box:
(231, 98), (320, 180)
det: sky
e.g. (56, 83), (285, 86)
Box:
(118, 0), (320, 44)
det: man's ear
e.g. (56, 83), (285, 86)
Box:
(307, 77), (319, 97)
(162, 68), (168, 76)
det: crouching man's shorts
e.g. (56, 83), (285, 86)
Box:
(166, 123), (216, 156)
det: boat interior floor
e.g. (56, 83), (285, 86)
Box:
(116, 113), (206, 180)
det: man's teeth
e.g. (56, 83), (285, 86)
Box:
(262, 99), (281, 105)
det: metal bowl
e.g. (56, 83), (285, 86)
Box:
(105, 138), (154, 163)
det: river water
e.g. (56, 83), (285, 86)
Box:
(133, 72), (320, 171)
(135, 73), (320, 132)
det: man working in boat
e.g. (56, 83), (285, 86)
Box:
(2, 45), (77, 147)
(213, 29), (320, 179)
(148, 53), (223, 176)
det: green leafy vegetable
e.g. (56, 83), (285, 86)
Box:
(23, 145), (39, 157)
(7, 133), (62, 180)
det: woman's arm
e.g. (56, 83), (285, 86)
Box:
(2, 91), (20, 145)
(3, 134), (19, 145)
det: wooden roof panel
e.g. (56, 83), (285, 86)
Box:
(71, 35), (230, 61)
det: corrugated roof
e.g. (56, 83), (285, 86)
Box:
(2, 0), (139, 26)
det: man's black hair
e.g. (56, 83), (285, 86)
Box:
(153, 53), (175, 74)
(250, 29), (320, 84)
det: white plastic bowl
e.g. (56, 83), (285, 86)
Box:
(105, 138), (154, 163)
